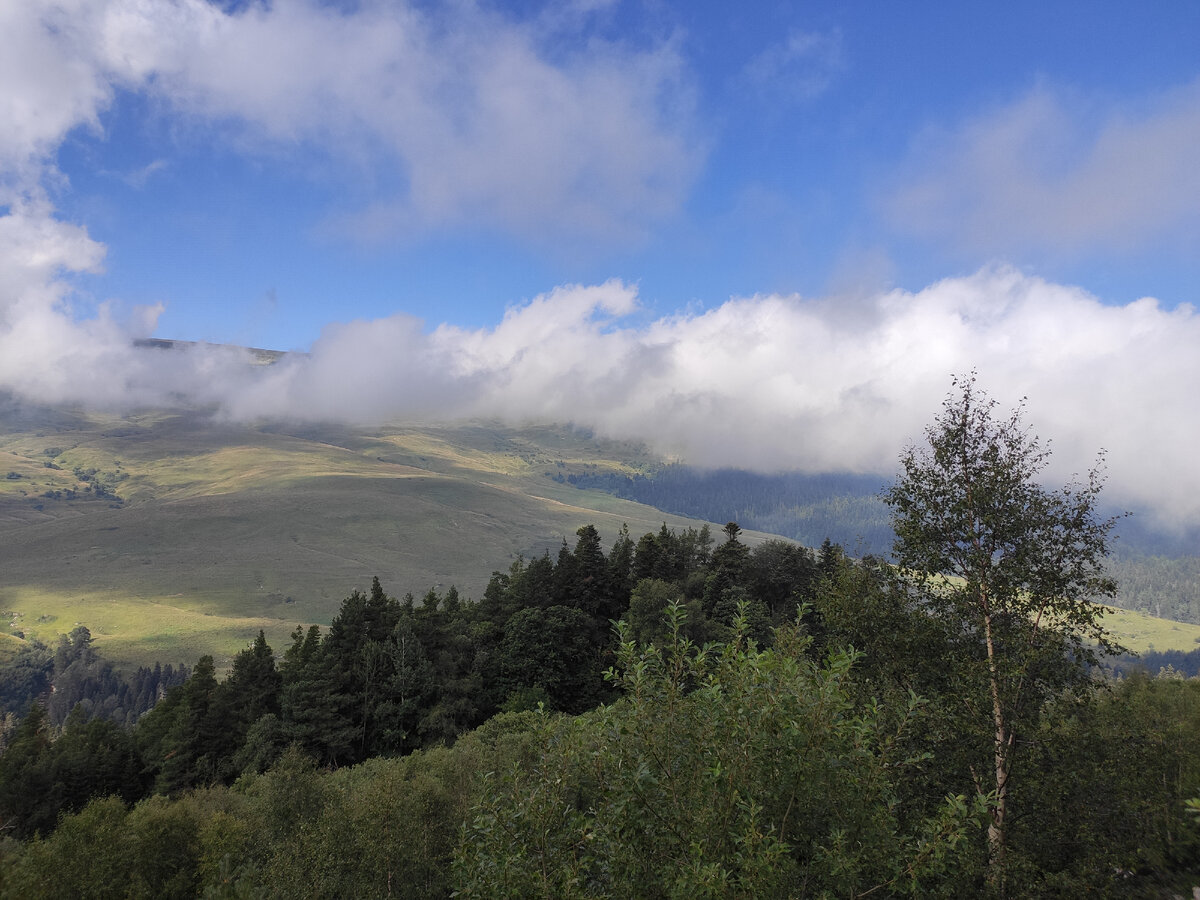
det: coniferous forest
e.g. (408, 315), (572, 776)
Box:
(0, 384), (1198, 898)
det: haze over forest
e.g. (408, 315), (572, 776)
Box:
(2, 1), (1199, 534)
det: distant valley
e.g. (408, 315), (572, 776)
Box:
(569, 464), (1200, 626)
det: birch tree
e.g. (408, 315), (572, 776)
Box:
(884, 374), (1123, 893)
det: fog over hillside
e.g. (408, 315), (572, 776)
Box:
(1, 268), (1197, 535)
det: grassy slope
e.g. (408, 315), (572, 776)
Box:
(1101, 605), (1200, 656)
(1, 399), (1192, 670)
(0, 404), (734, 669)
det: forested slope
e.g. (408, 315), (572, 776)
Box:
(0, 524), (1196, 898)
(572, 463), (1200, 623)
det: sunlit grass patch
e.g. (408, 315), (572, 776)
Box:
(894, 572), (1200, 655)
(1100, 605), (1200, 655)
(0, 586), (305, 672)
(0, 631), (25, 662)
(374, 431), (536, 477)
(120, 444), (432, 501)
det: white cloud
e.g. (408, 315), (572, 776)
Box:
(0, 0), (700, 406)
(113, 158), (169, 189)
(742, 28), (844, 104)
(88, 0), (700, 246)
(0, 2), (110, 183)
(214, 268), (1200, 532)
(885, 81), (1200, 257)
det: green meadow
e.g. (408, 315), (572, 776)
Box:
(0, 403), (728, 670)
(1101, 604), (1200, 655)
(1, 399), (1194, 672)
(0, 586), (298, 669)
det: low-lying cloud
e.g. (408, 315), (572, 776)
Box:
(1, 249), (1197, 530)
(32, 267), (1181, 534)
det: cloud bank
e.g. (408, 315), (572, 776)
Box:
(208, 268), (1196, 533)
(2, 242), (1198, 530)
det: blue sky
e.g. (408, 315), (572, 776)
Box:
(30, 0), (1200, 347)
(2, 0), (1200, 529)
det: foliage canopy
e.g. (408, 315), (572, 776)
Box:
(884, 374), (1125, 888)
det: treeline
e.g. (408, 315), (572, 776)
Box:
(0, 629), (190, 838)
(1110, 647), (1200, 679)
(569, 464), (1200, 625)
(566, 465), (895, 553)
(0, 626), (188, 729)
(1107, 551), (1200, 623)
(0, 523), (833, 838)
(0, 541), (1197, 897)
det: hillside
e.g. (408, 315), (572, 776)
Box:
(1, 392), (1195, 671)
(570, 464), (1200, 625)
(0, 397), (737, 669)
